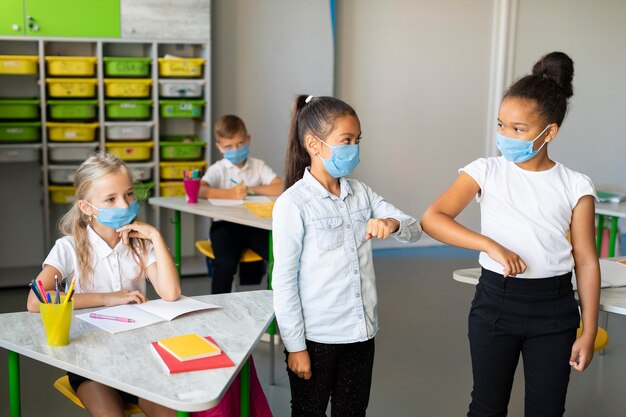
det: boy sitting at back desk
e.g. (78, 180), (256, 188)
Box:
(199, 115), (283, 294)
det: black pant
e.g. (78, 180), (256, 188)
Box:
(467, 269), (580, 417)
(209, 221), (269, 294)
(286, 339), (375, 417)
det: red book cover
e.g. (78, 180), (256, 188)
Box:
(151, 336), (234, 374)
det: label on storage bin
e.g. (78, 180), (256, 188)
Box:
(178, 103), (193, 111)
(4, 61), (19, 67)
(121, 103), (137, 109)
(64, 131), (77, 139)
(7, 128), (24, 134)
(121, 128), (134, 134)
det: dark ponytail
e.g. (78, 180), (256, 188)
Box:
(284, 95), (358, 189)
(504, 51), (574, 126)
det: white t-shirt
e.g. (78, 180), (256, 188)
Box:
(43, 226), (156, 294)
(460, 156), (596, 278)
(201, 157), (277, 189)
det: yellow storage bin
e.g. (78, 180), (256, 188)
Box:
(158, 58), (205, 77)
(103, 79), (152, 98)
(45, 56), (97, 77)
(160, 161), (207, 180)
(47, 78), (97, 98)
(47, 122), (99, 142)
(160, 181), (185, 197)
(106, 141), (153, 161)
(49, 185), (76, 204)
(0, 55), (38, 75)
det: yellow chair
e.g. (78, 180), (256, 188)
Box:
(195, 240), (263, 263)
(576, 322), (609, 352)
(53, 375), (142, 416)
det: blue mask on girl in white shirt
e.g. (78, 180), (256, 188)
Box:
(496, 124), (550, 163)
(85, 199), (140, 230)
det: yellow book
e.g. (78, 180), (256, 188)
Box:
(157, 333), (221, 361)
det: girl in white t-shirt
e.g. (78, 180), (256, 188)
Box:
(421, 52), (600, 417)
(27, 152), (180, 417)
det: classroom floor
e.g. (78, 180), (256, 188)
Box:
(1, 254), (625, 417)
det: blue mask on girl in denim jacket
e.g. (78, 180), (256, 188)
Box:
(316, 138), (360, 178)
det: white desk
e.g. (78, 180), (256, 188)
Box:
(0, 290), (274, 417)
(452, 267), (626, 316)
(149, 197), (277, 384)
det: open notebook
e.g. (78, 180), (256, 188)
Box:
(77, 296), (219, 333)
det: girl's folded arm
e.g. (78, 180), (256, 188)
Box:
(365, 183), (421, 243)
(144, 232), (181, 301)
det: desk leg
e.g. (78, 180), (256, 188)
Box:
(8, 350), (21, 417)
(240, 358), (250, 417)
(267, 231), (276, 385)
(172, 210), (181, 276)
(609, 216), (619, 258)
(596, 214), (605, 256)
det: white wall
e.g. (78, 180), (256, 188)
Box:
(513, 0), (626, 195)
(336, 0), (494, 245)
(211, 0), (334, 175)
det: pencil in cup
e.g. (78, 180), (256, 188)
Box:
(40, 295), (74, 346)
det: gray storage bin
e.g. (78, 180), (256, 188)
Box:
(105, 122), (153, 141)
(0, 146), (40, 162)
(49, 165), (79, 184)
(158, 79), (204, 98)
(127, 162), (154, 181)
(48, 143), (98, 163)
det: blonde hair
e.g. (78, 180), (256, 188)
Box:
(58, 152), (147, 290)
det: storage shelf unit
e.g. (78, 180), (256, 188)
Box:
(0, 37), (211, 287)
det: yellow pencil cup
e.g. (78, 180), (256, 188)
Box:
(40, 297), (74, 347)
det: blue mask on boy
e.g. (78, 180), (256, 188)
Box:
(496, 125), (550, 163)
(85, 200), (140, 230)
(223, 145), (250, 164)
(316, 138), (360, 178)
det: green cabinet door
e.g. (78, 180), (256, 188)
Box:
(0, 0), (25, 36)
(24, 0), (120, 38)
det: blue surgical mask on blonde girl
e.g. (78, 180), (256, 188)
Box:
(80, 171), (137, 231)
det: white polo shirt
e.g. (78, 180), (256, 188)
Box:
(201, 157), (277, 189)
(460, 156), (596, 278)
(43, 226), (156, 294)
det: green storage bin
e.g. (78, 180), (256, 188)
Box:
(0, 122), (41, 142)
(159, 100), (205, 118)
(105, 100), (152, 120)
(48, 100), (98, 120)
(160, 136), (205, 161)
(134, 181), (154, 201)
(103, 57), (152, 77)
(0, 99), (40, 120)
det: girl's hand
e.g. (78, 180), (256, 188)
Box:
(365, 218), (400, 240)
(104, 290), (146, 306)
(288, 350), (312, 380)
(570, 335), (594, 372)
(485, 242), (527, 277)
(117, 221), (160, 245)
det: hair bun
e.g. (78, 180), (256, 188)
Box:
(531, 51), (574, 98)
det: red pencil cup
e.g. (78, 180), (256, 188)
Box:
(183, 179), (201, 203)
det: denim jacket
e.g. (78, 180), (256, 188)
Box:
(272, 168), (421, 352)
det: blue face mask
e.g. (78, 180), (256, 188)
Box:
(85, 199), (140, 230)
(316, 138), (360, 178)
(223, 144), (250, 164)
(496, 125), (550, 163)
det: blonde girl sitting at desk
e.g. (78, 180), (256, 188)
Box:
(27, 152), (181, 417)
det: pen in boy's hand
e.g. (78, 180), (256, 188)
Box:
(229, 178), (256, 195)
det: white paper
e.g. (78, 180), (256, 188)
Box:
(208, 198), (244, 206)
(572, 259), (626, 290)
(134, 296), (219, 321)
(244, 196), (272, 203)
(76, 296), (220, 333)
